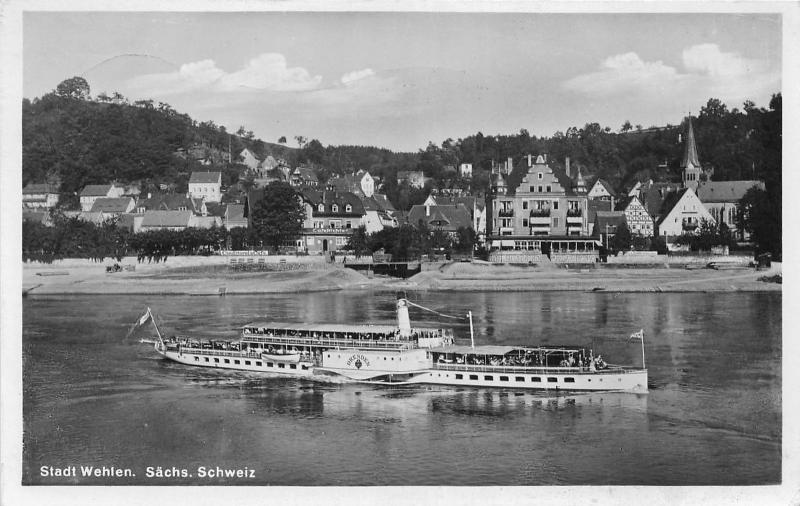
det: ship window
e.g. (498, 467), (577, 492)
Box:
(391, 357), (394, 361)
(234, 360), (240, 365)
(455, 374), (463, 380)
(194, 356), (199, 361)
(302, 365), (309, 370)
(531, 377), (541, 382)
(515, 377), (525, 382)
(384, 357), (386, 360)
(290, 364), (297, 369)
(224, 359), (230, 364)
(565, 377), (575, 383)
(327, 354), (330, 358)
(484, 375), (494, 381)
(205, 357), (209, 362)
(547, 377), (557, 383)
(278, 363), (285, 369)
(500, 376), (509, 382)
(214, 358), (219, 363)
(256, 361), (262, 366)
(267, 362), (274, 367)
(469, 375), (478, 380)
(245, 361), (251, 365)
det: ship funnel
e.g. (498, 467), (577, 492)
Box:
(396, 295), (412, 337)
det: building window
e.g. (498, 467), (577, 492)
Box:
(553, 201), (559, 210)
(522, 218), (528, 227)
(346, 204), (352, 212)
(523, 201), (528, 210)
(546, 185), (551, 193)
(538, 186), (543, 192)
(538, 173), (543, 180)
(332, 204), (338, 212)
(530, 186), (535, 192)
(318, 204), (324, 212)
(552, 218), (558, 228)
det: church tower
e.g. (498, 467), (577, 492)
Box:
(681, 116), (702, 190)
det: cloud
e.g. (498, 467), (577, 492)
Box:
(563, 44), (778, 103)
(563, 52), (681, 97)
(340, 68), (375, 85)
(126, 53), (321, 96)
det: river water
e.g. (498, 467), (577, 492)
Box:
(22, 291), (781, 486)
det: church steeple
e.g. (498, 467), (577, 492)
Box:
(575, 166), (587, 194)
(681, 116), (702, 190)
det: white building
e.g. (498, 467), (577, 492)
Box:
(655, 187), (715, 240)
(459, 163), (473, 178)
(188, 171), (222, 203)
(22, 183), (60, 209)
(79, 184), (124, 212)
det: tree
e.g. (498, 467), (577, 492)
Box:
(609, 222), (632, 252)
(740, 187), (781, 259)
(278, 136), (287, 144)
(345, 226), (371, 257)
(620, 120), (633, 133)
(55, 76), (90, 100)
(249, 182), (305, 251)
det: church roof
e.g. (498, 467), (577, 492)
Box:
(681, 117), (701, 168)
(696, 180), (764, 203)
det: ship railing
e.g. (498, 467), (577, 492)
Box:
(431, 363), (640, 375)
(177, 347), (262, 359)
(240, 334), (415, 350)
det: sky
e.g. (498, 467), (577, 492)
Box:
(23, 11), (782, 152)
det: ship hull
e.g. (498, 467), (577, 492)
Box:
(159, 347), (315, 377)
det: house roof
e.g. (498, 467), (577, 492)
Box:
(204, 202), (227, 218)
(225, 204), (246, 222)
(137, 193), (204, 214)
(22, 210), (50, 224)
(591, 178), (616, 196)
(300, 189), (365, 215)
(141, 210), (193, 228)
(293, 167), (319, 182)
(594, 211), (628, 233)
(696, 180), (764, 203)
(638, 182), (683, 218)
(90, 197), (133, 213)
(587, 199), (612, 222)
(23, 183), (58, 195)
(655, 189), (690, 226)
(189, 171), (222, 184)
(431, 195), (484, 212)
(80, 184), (114, 197)
(407, 204), (472, 232)
(372, 194), (396, 212)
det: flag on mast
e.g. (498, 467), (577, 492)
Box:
(628, 329), (644, 342)
(125, 308), (153, 339)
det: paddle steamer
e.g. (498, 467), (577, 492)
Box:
(141, 296), (647, 392)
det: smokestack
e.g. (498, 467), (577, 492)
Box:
(566, 157), (571, 178)
(507, 157), (513, 173)
(527, 154), (532, 167)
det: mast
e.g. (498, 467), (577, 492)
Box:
(468, 310), (475, 350)
(641, 330), (646, 369)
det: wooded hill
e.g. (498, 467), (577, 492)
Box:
(23, 77), (781, 206)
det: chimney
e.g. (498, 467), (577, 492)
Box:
(147, 192), (151, 199)
(426, 205), (430, 217)
(611, 196), (615, 210)
(527, 154), (532, 167)
(565, 157), (571, 178)
(507, 157), (513, 173)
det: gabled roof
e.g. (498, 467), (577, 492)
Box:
(372, 194), (396, 212)
(590, 178), (616, 196)
(655, 189), (690, 226)
(696, 180), (764, 203)
(638, 182), (683, 218)
(137, 193), (201, 213)
(90, 197), (133, 213)
(293, 167), (319, 182)
(407, 204), (472, 232)
(189, 171), (222, 184)
(204, 202), (226, 217)
(430, 195), (484, 212)
(141, 210), (193, 228)
(23, 183), (58, 195)
(80, 184), (114, 197)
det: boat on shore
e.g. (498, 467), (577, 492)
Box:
(137, 296), (647, 392)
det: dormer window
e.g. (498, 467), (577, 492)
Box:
(332, 204), (339, 213)
(538, 173), (543, 180)
(318, 204), (324, 212)
(345, 204), (352, 213)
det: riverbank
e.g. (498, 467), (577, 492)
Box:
(21, 257), (782, 295)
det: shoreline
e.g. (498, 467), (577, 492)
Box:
(22, 259), (782, 296)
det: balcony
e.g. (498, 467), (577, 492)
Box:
(529, 209), (550, 218)
(682, 219), (698, 231)
(498, 208), (514, 217)
(566, 208), (583, 218)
